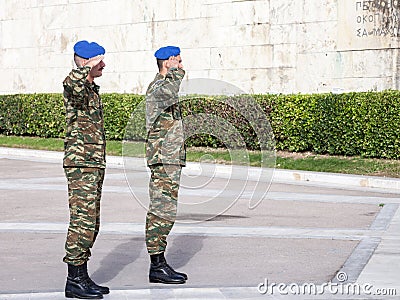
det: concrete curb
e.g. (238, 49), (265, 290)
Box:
(272, 168), (400, 191)
(1, 147), (399, 192)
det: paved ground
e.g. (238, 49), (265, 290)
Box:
(0, 148), (399, 299)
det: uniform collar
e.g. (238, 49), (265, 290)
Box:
(155, 73), (165, 80)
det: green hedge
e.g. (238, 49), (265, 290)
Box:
(0, 93), (143, 140)
(255, 91), (400, 159)
(0, 91), (399, 158)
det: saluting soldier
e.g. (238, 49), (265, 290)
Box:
(62, 40), (109, 299)
(145, 46), (188, 284)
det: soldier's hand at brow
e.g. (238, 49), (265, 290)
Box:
(83, 55), (105, 68)
(166, 57), (180, 69)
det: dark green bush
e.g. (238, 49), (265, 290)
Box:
(102, 93), (144, 140)
(0, 93), (65, 137)
(0, 93), (144, 140)
(260, 91), (400, 159)
(180, 95), (273, 151)
(0, 91), (399, 159)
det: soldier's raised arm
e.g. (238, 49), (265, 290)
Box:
(63, 66), (91, 107)
(63, 54), (105, 108)
(147, 61), (185, 110)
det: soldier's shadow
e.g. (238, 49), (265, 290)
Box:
(90, 234), (205, 284)
(167, 234), (206, 270)
(90, 237), (143, 284)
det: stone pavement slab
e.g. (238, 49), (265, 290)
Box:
(0, 148), (399, 299)
(0, 232), (357, 293)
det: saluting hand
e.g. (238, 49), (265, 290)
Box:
(166, 56), (183, 70)
(83, 55), (105, 69)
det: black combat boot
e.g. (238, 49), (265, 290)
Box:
(149, 253), (187, 284)
(153, 252), (188, 280)
(81, 262), (110, 294)
(65, 263), (103, 299)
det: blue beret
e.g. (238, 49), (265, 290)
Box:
(73, 40), (105, 59)
(154, 46), (180, 60)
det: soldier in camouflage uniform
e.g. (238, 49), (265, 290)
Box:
(145, 46), (188, 284)
(62, 40), (109, 299)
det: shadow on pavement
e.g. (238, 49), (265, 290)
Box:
(91, 237), (143, 284)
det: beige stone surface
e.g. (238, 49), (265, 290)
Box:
(1, 0), (400, 94)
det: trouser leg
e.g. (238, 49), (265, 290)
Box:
(145, 164), (181, 255)
(92, 169), (105, 247)
(63, 167), (104, 266)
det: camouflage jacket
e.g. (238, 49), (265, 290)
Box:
(62, 66), (106, 168)
(146, 68), (186, 166)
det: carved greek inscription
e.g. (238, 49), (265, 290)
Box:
(355, 0), (400, 37)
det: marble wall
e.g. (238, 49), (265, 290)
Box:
(1, 0), (400, 94)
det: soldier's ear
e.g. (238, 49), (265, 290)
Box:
(162, 60), (168, 70)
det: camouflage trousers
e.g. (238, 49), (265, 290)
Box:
(63, 167), (105, 266)
(146, 164), (182, 255)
